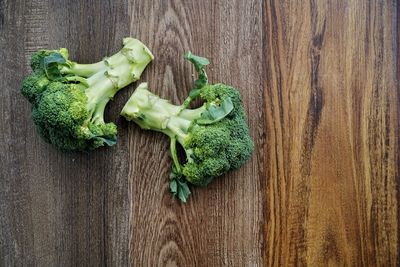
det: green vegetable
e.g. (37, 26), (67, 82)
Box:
(21, 38), (153, 151)
(121, 53), (254, 202)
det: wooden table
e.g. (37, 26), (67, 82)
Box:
(1, 1), (398, 266)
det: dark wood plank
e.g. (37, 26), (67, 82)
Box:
(127, 0), (264, 266)
(0, 0), (35, 265)
(263, 0), (399, 266)
(1, 0), (130, 266)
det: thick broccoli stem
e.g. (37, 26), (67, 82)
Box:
(77, 39), (154, 124)
(63, 61), (106, 78)
(61, 38), (153, 79)
(91, 99), (108, 124)
(121, 83), (206, 168)
(121, 83), (206, 143)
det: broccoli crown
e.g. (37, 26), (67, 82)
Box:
(121, 52), (254, 201)
(30, 81), (117, 151)
(21, 71), (50, 104)
(182, 83), (254, 186)
(21, 38), (153, 151)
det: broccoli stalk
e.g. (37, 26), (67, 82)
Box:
(121, 53), (253, 202)
(60, 38), (153, 81)
(121, 82), (206, 160)
(121, 83), (203, 202)
(80, 40), (154, 124)
(22, 38), (154, 151)
(48, 38), (153, 112)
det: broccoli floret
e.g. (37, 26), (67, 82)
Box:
(21, 38), (154, 151)
(121, 53), (254, 202)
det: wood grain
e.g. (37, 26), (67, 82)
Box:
(127, 0), (264, 266)
(0, 0), (398, 266)
(1, 0), (131, 266)
(264, 0), (399, 266)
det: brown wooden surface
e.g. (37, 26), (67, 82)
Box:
(0, 0), (398, 266)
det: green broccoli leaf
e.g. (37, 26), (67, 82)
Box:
(93, 136), (117, 146)
(169, 166), (191, 202)
(169, 165), (181, 180)
(180, 52), (210, 110)
(177, 180), (191, 202)
(184, 52), (209, 72)
(43, 52), (66, 80)
(188, 88), (201, 98)
(184, 52), (208, 89)
(197, 97), (233, 125)
(170, 179), (178, 194)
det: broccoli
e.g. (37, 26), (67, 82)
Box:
(21, 38), (153, 151)
(121, 53), (254, 202)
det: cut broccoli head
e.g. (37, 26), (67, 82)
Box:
(121, 53), (254, 202)
(31, 81), (117, 151)
(182, 84), (254, 186)
(21, 38), (153, 151)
